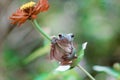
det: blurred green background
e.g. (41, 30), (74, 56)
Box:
(0, 0), (120, 80)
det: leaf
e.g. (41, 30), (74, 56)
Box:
(34, 70), (82, 80)
(3, 45), (20, 68)
(23, 42), (50, 64)
(71, 42), (87, 67)
(93, 65), (120, 78)
(56, 65), (71, 71)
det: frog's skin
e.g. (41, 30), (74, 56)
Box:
(50, 33), (76, 65)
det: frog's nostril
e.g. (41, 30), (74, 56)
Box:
(71, 34), (74, 38)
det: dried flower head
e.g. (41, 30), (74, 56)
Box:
(50, 33), (77, 65)
(9, 0), (49, 26)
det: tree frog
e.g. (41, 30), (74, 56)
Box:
(50, 33), (76, 65)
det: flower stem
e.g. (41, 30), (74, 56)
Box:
(32, 19), (51, 41)
(77, 64), (96, 80)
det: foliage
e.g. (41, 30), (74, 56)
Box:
(0, 0), (120, 80)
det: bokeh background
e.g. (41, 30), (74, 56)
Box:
(0, 0), (120, 80)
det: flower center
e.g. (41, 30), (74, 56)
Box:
(20, 1), (36, 10)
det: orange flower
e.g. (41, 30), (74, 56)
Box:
(9, 0), (49, 26)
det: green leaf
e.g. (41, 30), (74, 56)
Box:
(3, 45), (20, 68)
(23, 42), (50, 64)
(93, 65), (120, 78)
(34, 70), (82, 80)
(71, 42), (87, 67)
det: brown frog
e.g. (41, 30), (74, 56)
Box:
(50, 33), (76, 65)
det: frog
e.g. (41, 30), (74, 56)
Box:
(50, 33), (77, 65)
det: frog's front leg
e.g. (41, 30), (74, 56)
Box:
(50, 36), (58, 60)
(51, 36), (58, 44)
(62, 47), (77, 60)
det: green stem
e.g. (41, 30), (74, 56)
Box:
(32, 19), (51, 41)
(23, 19), (51, 64)
(77, 64), (96, 80)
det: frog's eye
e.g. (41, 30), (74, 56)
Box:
(59, 34), (62, 38)
(71, 34), (74, 38)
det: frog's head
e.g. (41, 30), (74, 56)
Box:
(58, 33), (74, 42)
